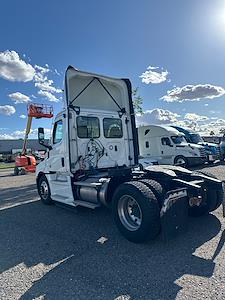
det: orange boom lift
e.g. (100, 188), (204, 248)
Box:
(14, 103), (53, 175)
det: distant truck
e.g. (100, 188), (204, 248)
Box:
(220, 135), (225, 161)
(171, 126), (221, 162)
(138, 125), (207, 167)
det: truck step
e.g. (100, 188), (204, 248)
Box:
(74, 200), (101, 209)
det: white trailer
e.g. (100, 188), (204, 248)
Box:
(36, 66), (224, 243)
(138, 125), (207, 167)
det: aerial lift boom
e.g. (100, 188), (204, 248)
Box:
(14, 103), (53, 175)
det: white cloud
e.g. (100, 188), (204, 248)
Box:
(34, 64), (62, 101)
(0, 133), (15, 140)
(136, 107), (225, 136)
(197, 119), (225, 136)
(8, 92), (31, 104)
(34, 64), (50, 74)
(140, 66), (169, 84)
(0, 128), (52, 140)
(35, 80), (62, 94)
(0, 105), (16, 116)
(0, 50), (35, 82)
(38, 90), (59, 102)
(184, 113), (208, 122)
(54, 69), (61, 76)
(19, 114), (26, 119)
(136, 108), (179, 126)
(162, 84), (225, 102)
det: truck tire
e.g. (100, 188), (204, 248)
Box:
(20, 168), (26, 175)
(37, 175), (53, 205)
(112, 181), (160, 243)
(174, 156), (188, 167)
(189, 170), (224, 216)
(14, 167), (19, 176)
(140, 179), (165, 207)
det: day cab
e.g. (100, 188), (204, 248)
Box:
(36, 66), (224, 243)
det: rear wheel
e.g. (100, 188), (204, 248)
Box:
(20, 168), (26, 175)
(112, 181), (160, 243)
(38, 175), (53, 205)
(140, 179), (165, 207)
(189, 170), (223, 216)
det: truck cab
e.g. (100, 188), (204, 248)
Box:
(138, 125), (207, 167)
(172, 126), (221, 162)
(36, 66), (224, 243)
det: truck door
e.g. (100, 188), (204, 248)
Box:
(161, 137), (174, 164)
(47, 118), (65, 172)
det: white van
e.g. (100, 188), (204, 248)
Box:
(138, 125), (207, 167)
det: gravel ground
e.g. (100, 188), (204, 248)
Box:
(0, 163), (225, 300)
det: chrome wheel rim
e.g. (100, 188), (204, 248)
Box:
(40, 181), (49, 200)
(118, 195), (142, 231)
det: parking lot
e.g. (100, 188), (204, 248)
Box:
(1, 164), (225, 300)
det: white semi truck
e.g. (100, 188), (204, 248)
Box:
(138, 125), (207, 167)
(36, 66), (224, 243)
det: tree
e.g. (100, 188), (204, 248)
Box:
(132, 87), (143, 115)
(210, 131), (215, 136)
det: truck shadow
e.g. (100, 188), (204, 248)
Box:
(0, 199), (223, 300)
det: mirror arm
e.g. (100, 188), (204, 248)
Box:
(39, 141), (52, 150)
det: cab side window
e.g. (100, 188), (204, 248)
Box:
(161, 137), (171, 146)
(53, 120), (63, 144)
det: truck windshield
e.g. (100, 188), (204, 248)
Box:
(171, 136), (186, 144)
(190, 134), (203, 143)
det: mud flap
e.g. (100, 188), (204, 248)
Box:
(160, 188), (188, 241)
(222, 182), (225, 217)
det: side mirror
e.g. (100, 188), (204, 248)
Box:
(38, 127), (45, 144)
(38, 127), (52, 150)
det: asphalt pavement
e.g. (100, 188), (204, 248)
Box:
(1, 164), (225, 300)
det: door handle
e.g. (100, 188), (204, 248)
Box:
(61, 157), (65, 167)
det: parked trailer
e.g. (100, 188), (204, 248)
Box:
(36, 66), (225, 243)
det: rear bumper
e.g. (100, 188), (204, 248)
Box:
(186, 156), (207, 166)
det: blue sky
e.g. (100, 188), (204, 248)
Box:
(1, 0), (225, 138)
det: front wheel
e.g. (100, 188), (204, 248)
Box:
(174, 156), (188, 167)
(112, 181), (160, 243)
(37, 175), (53, 205)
